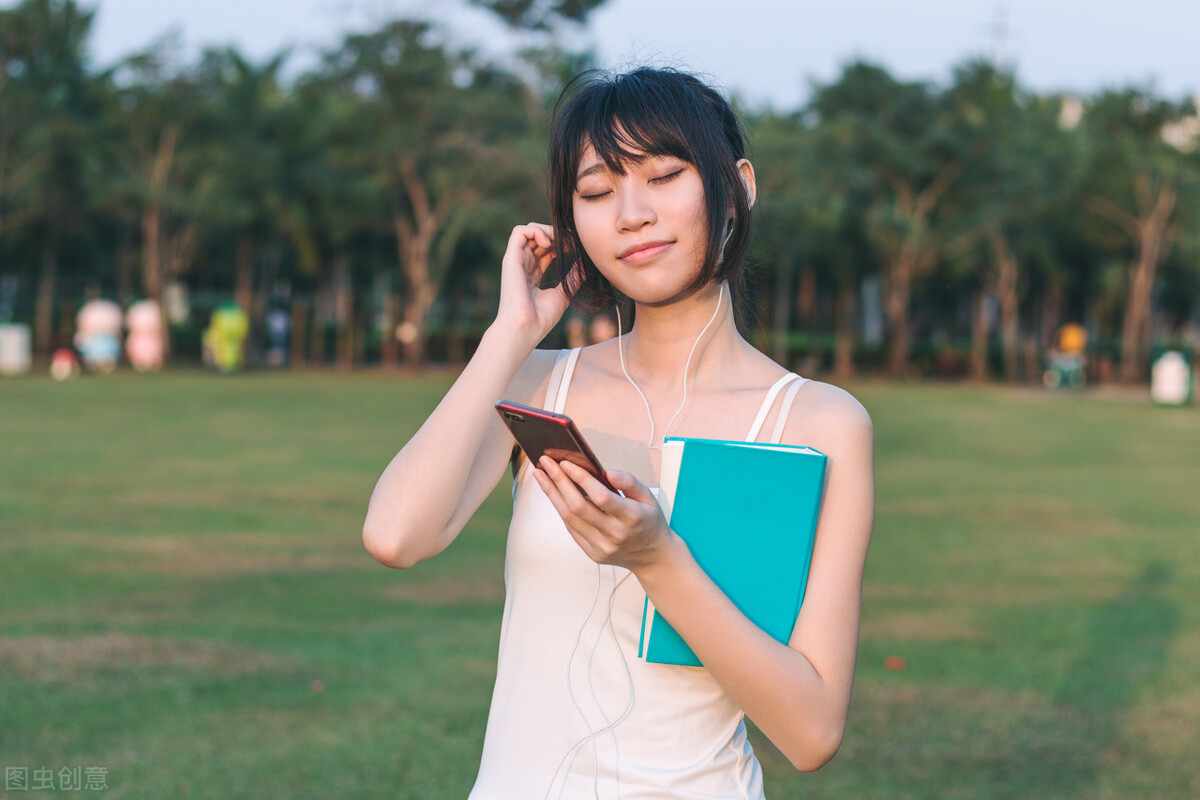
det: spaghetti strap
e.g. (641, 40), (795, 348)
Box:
(768, 376), (808, 444)
(541, 349), (572, 413)
(550, 347), (581, 413)
(743, 372), (801, 442)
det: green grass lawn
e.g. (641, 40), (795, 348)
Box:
(2, 370), (1198, 799)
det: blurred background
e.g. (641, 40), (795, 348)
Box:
(1, 1), (1198, 799)
(0, 0), (1196, 380)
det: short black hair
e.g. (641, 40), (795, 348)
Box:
(547, 67), (755, 332)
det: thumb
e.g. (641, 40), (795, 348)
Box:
(606, 469), (655, 504)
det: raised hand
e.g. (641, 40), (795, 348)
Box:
(495, 223), (573, 342)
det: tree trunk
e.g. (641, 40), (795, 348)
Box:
(310, 282), (328, 368)
(394, 155), (460, 369)
(833, 281), (857, 379)
(395, 218), (438, 367)
(987, 228), (1021, 382)
(234, 237), (256, 366)
(141, 124), (180, 362)
(796, 268), (816, 333)
(141, 205), (171, 362)
(969, 286), (990, 381)
(1039, 284), (1060, 352)
(58, 293), (78, 346)
(235, 236), (255, 315)
(770, 239), (793, 367)
(116, 231), (133, 307)
(998, 282), (1020, 383)
(399, 277), (436, 368)
(290, 296), (308, 368)
(877, 165), (960, 379)
(446, 285), (465, 365)
(33, 233), (56, 359)
(883, 248), (916, 378)
(1119, 182), (1176, 383)
(1120, 253), (1156, 383)
(379, 279), (399, 368)
(334, 253), (354, 370)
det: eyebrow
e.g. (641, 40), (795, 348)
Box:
(576, 162), (608, 180)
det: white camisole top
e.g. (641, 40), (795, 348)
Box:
(469, 347), (808, 800)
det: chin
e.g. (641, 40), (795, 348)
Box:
(607, 268), (708, 308)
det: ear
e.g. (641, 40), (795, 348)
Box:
(736, 158), (757, 209)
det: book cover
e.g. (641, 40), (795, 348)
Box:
(638, 436), (827, 667)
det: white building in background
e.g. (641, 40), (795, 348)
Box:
(1160, 95), (1200, 152)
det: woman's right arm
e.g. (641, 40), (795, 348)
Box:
(362, 223), (570, 568)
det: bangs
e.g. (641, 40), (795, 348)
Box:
(574, 82), (698, 177)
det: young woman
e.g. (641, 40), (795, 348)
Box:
(363, 67), (875, 799)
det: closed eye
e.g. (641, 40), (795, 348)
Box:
(651, 169), (684, 185)
(578, 189), (610, 201)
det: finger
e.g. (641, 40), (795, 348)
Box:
(504, 225), (532, 255)
(532, 464), (581, 522)
(506, 224), (552, 259)
(526, 222), (555, 249)
(558, 460), (629, 518)
(605, 469), (658, 506)
(539, 456), (610, 529)
(532, 467), (606, 561)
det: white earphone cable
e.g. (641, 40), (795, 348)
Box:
(616, 282), (725, 451)
(546, 227), (734, 797)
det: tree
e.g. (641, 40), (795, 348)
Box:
(0, 0), (100, 357)
(939, 61), (1079, 381)
(285, 76), (388, 368)
(316, 20), (538, 366)
(810, 62), (968, 377)
(752, 108), (876, 377)
(468, 0), (608, 30)
(1081, 89), (1199, 382)
(192, 48), (292, 354)
(96, 38), (209, 361)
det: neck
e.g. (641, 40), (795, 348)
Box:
(618, 281), (741, 393)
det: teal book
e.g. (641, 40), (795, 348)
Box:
(637, 436), (827, 668)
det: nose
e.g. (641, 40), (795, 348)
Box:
(616, 182), (656, 232)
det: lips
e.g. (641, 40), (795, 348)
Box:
(617, 240), (674, 263)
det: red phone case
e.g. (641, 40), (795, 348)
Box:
(495, 400), (615, 492)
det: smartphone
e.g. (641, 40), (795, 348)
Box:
(495, 400), (616, 493)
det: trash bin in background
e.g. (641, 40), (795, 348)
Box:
(1150, 351), (1194, 406)
(0, 323), (31, 375)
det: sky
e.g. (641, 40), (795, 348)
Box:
(44, 0), (1200, 109)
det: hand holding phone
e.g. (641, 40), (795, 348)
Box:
(495, 400), (616, 493)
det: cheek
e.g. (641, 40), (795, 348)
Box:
(666, 177), (709, 233)
(571, 201), (606, 255)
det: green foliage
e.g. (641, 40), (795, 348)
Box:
(0, 0), (1197, 374)
(469, 0), (609, 30)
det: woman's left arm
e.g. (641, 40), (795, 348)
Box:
(534, 384), (874, 772)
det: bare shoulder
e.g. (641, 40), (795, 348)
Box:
(507, 347), (565, 408)
(780, 380), (873, 453)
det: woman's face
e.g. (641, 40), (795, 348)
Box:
(571, 142), (709, 306)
